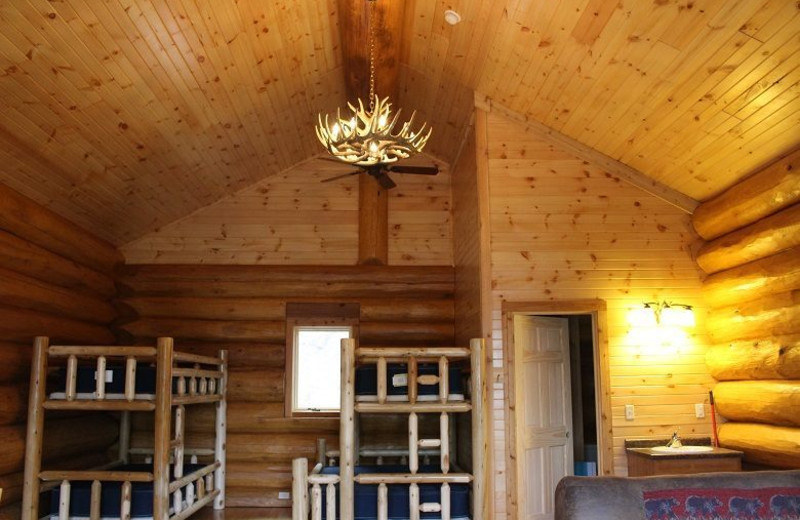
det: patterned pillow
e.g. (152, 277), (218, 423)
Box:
(643, 487), (800, 520)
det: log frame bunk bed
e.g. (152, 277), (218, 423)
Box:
(293, 337), (486, 520)
(21, 336), (227, 520)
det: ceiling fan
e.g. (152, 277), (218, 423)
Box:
(319, 159), (439, 190)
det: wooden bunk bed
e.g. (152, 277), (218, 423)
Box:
(292, 338), (486, 520)
(21, 336), (227, 520)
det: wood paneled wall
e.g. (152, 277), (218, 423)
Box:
(478, 110), (712, 518)
(0, 183), (121, 515)
(696, 148), (800, 469)
(452, 122), (487, 345)
(115, 264), (455, 510)
(121, 156), (453, 267)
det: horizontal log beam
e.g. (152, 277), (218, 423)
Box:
(0, 183), (122, 272)
(162, 342), (285, 369)
(707, 299), (800, 344)
(692, 148), (800, 240)
(0, 307), (116, 345)
(718, 422), (800, 469)
(0, 268), (115, 324)
(0, 231), (115, 298)
(227, 368), (285, 403)
(118, 264), (455, 285)
(225, 462), (292, 489)
(706, 335), (800, 381)
(0, 451), (109, 507)
(0, 343), (31, 384)
(118, 279), (454, 299)
(119, 296), (454, 323)
(132, 402), (336, 434)
(226, 488), (292, 508)
(0, 415), (118, 475)
(0, 385), (26, 426)
(696, 204), (800, 274)
(359, 322), (455, 345)
(714, 380), (800, 427)
(120, 318), (285, 343)
(702, 247), (800, 307)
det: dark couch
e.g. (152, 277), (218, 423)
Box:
(555, 470), (800, 520)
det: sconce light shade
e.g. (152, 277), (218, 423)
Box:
(628, 304), (658, 327)
(660, 304), (696, 327)
(629, 301), (695, 328)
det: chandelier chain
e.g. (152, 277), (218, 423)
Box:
(368, 0), (375, 111)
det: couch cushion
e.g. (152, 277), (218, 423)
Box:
(643, 487), (800, 519)
(555, 470), (800, 520)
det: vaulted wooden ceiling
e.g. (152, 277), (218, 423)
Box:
(0, 1), (798, 245)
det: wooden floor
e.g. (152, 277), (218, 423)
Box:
(194, 508), (291, 520)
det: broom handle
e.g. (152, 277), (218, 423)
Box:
(709, 390), (719, 447)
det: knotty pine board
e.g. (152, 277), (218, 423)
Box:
(122, 155), (453, 266)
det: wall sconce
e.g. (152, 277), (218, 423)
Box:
(629, 302), (696, 328)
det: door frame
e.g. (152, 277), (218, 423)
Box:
(502, 300), (613, 520)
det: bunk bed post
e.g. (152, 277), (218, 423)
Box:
(292, 458), (308, 520)
(340, 338), (356, 520)
(119, 411), (132, 464)
(22, 336), (49, 520)
(470, 338), (486, 520)
(153, 337), (174, 520)
(316, 438), (327, 467)
(214, 349), (228, 510)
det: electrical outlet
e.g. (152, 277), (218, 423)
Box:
(625, 404), (635, 421)
(278, 491), (290, 500)
(695, 403), (705, 418)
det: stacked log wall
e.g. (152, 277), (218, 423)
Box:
(0, 183), (122, 515)
(115, 264), (455, 509)
(696, 148), (800, 469)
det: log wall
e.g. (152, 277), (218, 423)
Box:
(697, 148), (800, 469)
(115, 264), (455, 509)
(0, 183), (122, 513)
(478, 110), (712, 518)
(120, 156), (453, 267)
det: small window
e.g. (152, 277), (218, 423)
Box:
(285, 302), (359, 417)
(292, 325), (351, 413)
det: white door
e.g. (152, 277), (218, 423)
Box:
(514, 315), (574, 520)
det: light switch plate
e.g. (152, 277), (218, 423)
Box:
(278, 491), (290, 500)
(695, 403), (705, 418)
(625, 404), (635, 421)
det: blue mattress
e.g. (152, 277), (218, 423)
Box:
(320, 465), (470, 520)
(355, 364), (464, 399)
(47, 464), (204, 519)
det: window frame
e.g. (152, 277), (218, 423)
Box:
(284, 303), (359, 418)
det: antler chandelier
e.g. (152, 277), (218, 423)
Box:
(316, 0), (431, 166)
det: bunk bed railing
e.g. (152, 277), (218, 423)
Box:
(293, 459), (338, 520)
(22, 336), (228, 520)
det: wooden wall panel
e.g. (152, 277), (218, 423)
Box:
(451, 121), (483, 345)
(0, 183), (121, 513)
(480, 110), (711, 517)
(116, 264), (455, 510)
(121, 155), (453, 266)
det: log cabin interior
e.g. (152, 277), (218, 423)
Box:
(0, 1), (798, 519)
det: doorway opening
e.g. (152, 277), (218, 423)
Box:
(503, 300), (612, 520)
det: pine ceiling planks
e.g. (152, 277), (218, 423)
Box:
(404, 0), (800, 201)
(0, 0), (797, 244)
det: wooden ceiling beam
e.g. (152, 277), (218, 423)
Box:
(338, 0), (407, 265)
(338, 0), (405, 103)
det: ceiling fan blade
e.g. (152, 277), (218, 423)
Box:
(385, 165), (439, 175)
(320, 170), (362, 183)
(375, 173), (397, 190)
(317, 156), (352, 164)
